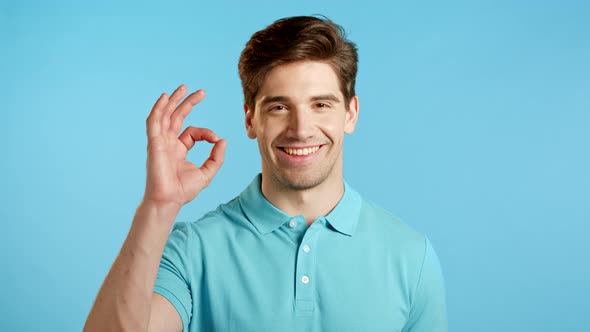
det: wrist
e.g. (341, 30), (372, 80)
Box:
(139, 198), (182, 214)
(134, 200), (182, 228)
(127, 200), (182, 257)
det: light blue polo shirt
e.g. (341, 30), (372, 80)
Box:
(154, 174), (447, 332)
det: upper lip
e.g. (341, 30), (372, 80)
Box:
(277, 144), (324, 149)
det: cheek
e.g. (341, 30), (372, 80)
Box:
(319, 118), (346, 138)
(262, 119), (287, 137)
(257, 125), (280, 146)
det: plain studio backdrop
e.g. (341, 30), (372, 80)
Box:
(1, 0), (589, 331)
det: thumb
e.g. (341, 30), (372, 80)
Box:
(199, 139), (227, 185)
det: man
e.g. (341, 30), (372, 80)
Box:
(84, 16), (447, 332)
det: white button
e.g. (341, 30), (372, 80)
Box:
(289, 220), (297, 228)
(303, 245), (310, 253)
(301, 276), (310, 284)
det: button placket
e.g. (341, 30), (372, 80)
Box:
(294, 217), (325, 314)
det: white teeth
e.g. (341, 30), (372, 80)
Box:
(283, 146), (320, 156)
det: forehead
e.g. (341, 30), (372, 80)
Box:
(256, 61), (342, 103)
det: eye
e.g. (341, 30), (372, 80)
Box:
(315, 102), (331, 109)
(269, 105), (287, 112)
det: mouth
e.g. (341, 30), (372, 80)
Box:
(279, 145), (322, 156)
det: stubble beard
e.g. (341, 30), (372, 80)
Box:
(269, 151), (340, 192)
(274, 167), (327, 191)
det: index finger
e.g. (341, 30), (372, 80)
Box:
(169, 90), (206, 135)
(146, 92), (169, 138)
(178, 126), (220, 152)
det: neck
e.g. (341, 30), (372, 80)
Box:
(261, 171), (344, 226)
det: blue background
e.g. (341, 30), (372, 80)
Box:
(1, 0), (589, 331)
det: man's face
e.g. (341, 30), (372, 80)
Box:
(245, 61), (359, 191)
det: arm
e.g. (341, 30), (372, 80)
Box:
(402, 237), (448, 332)
(148, 293), (185, 332)
(84, 85), (226, 332)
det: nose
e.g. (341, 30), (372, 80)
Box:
(287, 108), (314, 139)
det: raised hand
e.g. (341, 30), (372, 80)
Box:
(143, 84), (226, 210)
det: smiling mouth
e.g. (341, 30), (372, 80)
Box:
(280, 146), (322, 156)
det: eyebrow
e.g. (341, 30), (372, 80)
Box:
(259, 95), (290, 106)
(310, 94), (341, 103)
(259, 94), (341, 106)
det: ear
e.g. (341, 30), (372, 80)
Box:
(344, 96), (359, 134)
(244, 103), (257, 139)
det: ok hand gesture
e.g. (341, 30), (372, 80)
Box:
(143, 84), (226, 210)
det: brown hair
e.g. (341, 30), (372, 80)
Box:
(238, 15), (358, 111)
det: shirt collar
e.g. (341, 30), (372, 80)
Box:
(324, 180), (362, 236)
(239, 174), (292, 235)
(239, 174), (362, 236)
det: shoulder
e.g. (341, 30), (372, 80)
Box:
(192, 196), (242, 225)
(356, 196), (445, 296)
(178, 196), (254, 241)
(358, 197), (425, 247)
(354, 195), (438, 280)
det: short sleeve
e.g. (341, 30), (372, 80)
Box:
(154, 222), (194, 332)
(402, 237), (448, 332)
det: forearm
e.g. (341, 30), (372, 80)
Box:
(84, 202), (180, 332)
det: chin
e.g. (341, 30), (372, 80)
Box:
(274, 169), (331, 191)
